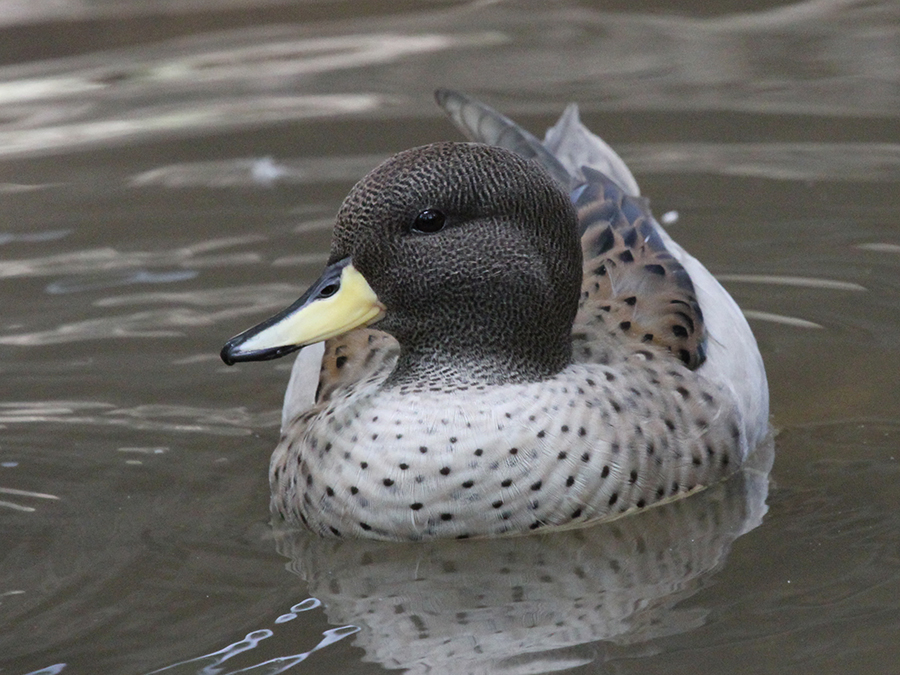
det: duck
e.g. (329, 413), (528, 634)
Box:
(221, 89), (769, 541)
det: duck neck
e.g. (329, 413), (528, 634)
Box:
(384, 332), (573, 392)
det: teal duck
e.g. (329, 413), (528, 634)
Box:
(221, 90), (769, 540)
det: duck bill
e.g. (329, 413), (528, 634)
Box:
(220, 257), (384, 365)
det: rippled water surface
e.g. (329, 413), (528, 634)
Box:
(2, 1), (899, 673)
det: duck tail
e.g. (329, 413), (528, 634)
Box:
(542, 103), (641, 198)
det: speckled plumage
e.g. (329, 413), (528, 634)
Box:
(227, 90), (769, 540)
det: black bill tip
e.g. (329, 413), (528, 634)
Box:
(220, 338), (301, 366)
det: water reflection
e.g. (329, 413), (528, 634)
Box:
(129, 154), (390, 189)
(274, 443), (772, 674)
(146, 602), (361, 675)
(0, 0), (897, 160)
(0, 400), (274, 435)
(624, 143), (900, 182)
(0, 486), (60, 513)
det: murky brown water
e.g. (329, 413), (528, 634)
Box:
(2, 1), (899, 673)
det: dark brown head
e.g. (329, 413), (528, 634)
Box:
(222, 142), (582, 388)
(330, 142), (581, 386)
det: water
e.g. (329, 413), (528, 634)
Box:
(2, 0), (899, 673)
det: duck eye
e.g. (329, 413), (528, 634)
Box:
(319, 282), (339, 298)
(411, 208), (446, 234)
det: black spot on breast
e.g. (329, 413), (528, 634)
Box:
(410, 502), (423, 510)
(462, 479), (474, 488)
(531, 480), (543, 491)
(674, 312), (695, 333)
(600, 465), (610, 478)
(440, 513), (453, 521)
(335, 355), (348, 369)
(440, 466), (451, 476)
(492, 500), (503, 509)
(501, 478), (512, 487)
(383, 478), (394, 487)
(591, 226), (615, 255)
(619, 321), (632, 331)
(618, 250), (634, 263)
(624, 296), (637, 306)
(608, 492), (619, 506)
(359, 522), (372, 531)
(566, 476), (575, 487)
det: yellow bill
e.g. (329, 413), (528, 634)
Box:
(221, 257), (384, 364)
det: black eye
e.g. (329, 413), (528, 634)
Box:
(319, 282), (339, 298)
(412, 208), (446, 234)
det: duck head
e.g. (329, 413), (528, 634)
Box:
(221, 142), (582, 387)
